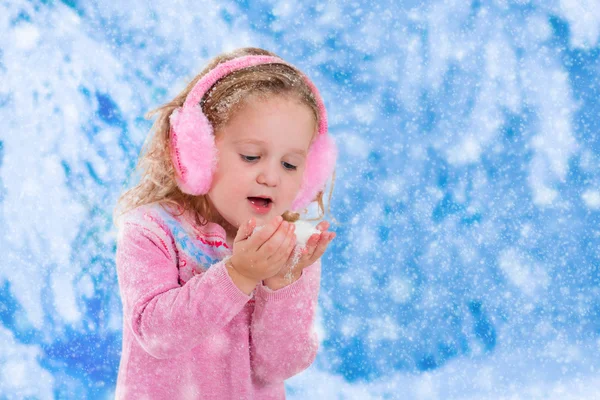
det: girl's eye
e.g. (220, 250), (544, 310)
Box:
(240, 155), (297, 171)
(282, 162), (297, 171)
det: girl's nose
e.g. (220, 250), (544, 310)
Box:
(257, 163), (279, 187)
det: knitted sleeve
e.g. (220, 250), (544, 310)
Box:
(249, 259), (321, 384)
(115, 218), (251, 359)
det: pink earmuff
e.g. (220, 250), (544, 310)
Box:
(169, 55), (337, 212)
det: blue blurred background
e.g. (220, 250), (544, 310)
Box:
(1, 0), (600, 398)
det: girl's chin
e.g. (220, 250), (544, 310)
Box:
(253, 212), (274, 223)
(230, 206), (288, 231)
(249, 208), (281, 224)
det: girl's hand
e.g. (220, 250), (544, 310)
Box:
(227, 215), (297, 284)
(263, 220), (336, 290)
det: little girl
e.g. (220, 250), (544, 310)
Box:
(113, 47), (337, 399)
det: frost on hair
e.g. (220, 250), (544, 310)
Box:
(213, 87), (247, 122)
(202, 68), (315, 132)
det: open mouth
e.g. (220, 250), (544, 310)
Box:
(247, 197), (273, 212)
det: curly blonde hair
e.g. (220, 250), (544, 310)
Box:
(114, 47), (335, 227)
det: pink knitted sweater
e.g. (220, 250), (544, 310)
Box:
(114, 203), (321, 399)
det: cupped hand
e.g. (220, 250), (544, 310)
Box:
(296, 220), (336, 268)
(264, 220), (336, 287)
(228, 215), (297, 282)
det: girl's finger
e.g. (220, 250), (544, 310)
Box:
(235, 217), (256, 243)
(254, 216), (285, 252)
(306, 232), (335, 262)
(262, 221), (292, 258)
(317, 232), (335, 252)
(316, 220), (330, 232)
(269, 236), (295, 274)
(302, 233), (322, 256)
(270, 223), (296, 263)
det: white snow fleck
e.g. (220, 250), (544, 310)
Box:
(582, 189), (600, 209)
(498, 248), (549, 297)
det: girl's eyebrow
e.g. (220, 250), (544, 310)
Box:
(234, 138), (307, 156)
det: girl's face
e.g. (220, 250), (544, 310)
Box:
(206, 95), (316, 241)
